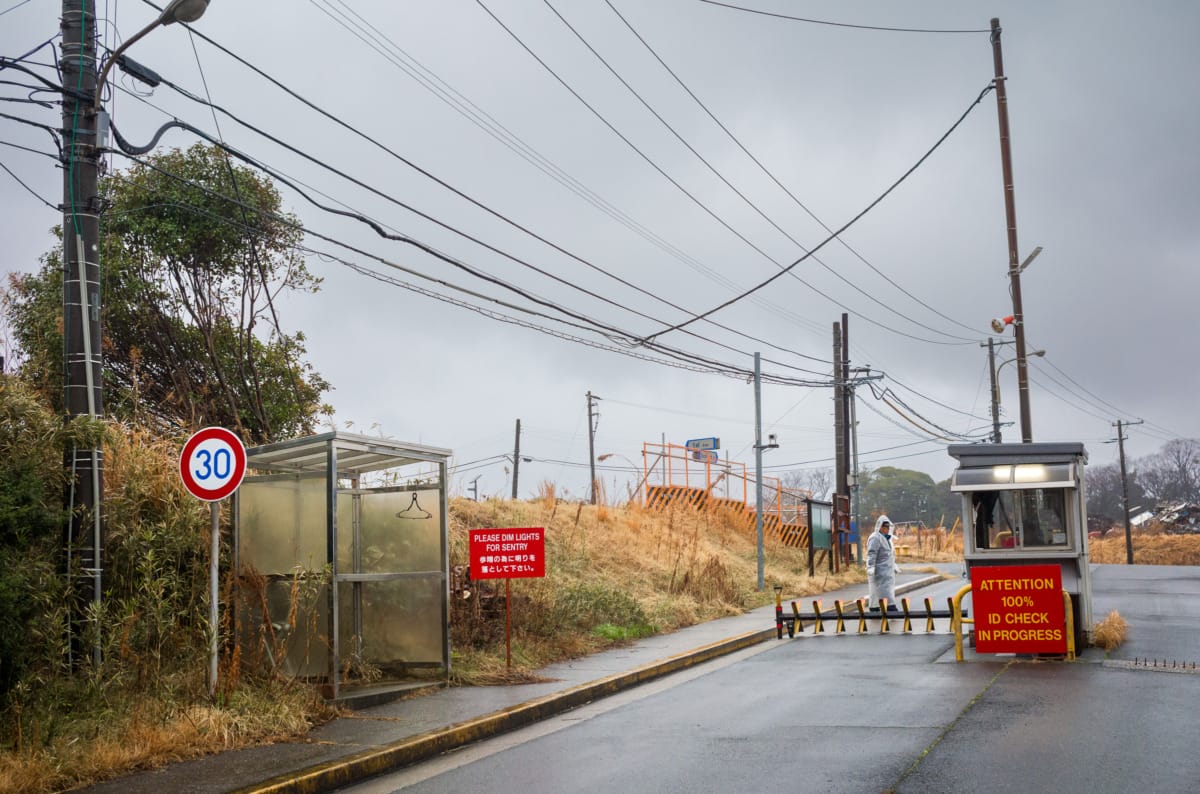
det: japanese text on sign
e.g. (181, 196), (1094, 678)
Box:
(970, 564), (1066, 654)
(470, 527), (546, 579)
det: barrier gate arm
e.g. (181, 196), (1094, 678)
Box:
(950, 585), (1077, 663)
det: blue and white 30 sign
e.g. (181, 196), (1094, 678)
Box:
(180, 427), (247, 501)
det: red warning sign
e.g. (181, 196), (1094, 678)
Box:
(971, 564), (1067, 654)
(469, 527), (545, 579)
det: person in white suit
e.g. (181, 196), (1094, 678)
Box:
(867, 515), (901, 611)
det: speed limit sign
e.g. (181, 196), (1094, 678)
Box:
(180, 427), (247, 501)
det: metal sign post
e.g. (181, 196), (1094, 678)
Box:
(180, 427), (247, 697)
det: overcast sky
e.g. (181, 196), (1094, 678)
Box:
(2, 0), (1197, 508)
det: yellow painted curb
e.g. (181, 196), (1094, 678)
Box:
(234, 628), (775, 794)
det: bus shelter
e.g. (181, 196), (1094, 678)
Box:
(948, 442), (1093, 647)
(234, 431), (452, 698)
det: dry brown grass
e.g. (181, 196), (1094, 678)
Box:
(447, 496), (862, 682)
(1089, 532), (1200, 565)
(1092, 610), (1129, 651)
(892, 526), (964, 561)
(0, 684), (333, 794)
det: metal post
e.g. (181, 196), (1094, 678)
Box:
(208, 501), (220, 697)
(754, 352), (764, 592)
(61, 0), (104, 663)
(511, 418), (521, 499)
(850, 383), (863, 567)
(990, 17), (1033, 442)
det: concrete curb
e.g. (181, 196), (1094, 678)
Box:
(234, 628), (775, 794)
(898, 574), (949, 597)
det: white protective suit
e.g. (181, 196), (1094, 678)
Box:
(866, 514), (901, 610)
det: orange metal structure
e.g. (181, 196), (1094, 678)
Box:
(639, 442), (812, 548)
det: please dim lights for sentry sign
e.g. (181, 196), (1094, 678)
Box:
(970, 564), (1067, 654)
(469, 527), (546, 579)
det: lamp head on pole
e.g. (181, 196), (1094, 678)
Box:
(990, 315), (1015, 334)
(160, 0), (209, 24)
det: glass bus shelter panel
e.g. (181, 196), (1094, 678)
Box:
(969, 488), (1071, 550)
(239, 477), (328, 574)
(336, 489), (443, 574)
(266, 576), (330, 678)
(338, 578), (444, 674)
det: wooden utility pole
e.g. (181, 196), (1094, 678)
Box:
(833, 322), (845, 507)
(587, 392), (599, 504)
(987, 338), (1001, 443)
(1115, 419), (1143, 565)
(990, 17), (1033, 443)
(511, 419), (521, 499)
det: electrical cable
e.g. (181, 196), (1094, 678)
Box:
(102, 150), (828, 386)
(148, 49), (835, 373)
(106, 86), (833, 381)
(0, 158), (57, 208)
(697, 1), (990, 34)
(0, 0), (35, 17)
(304, 0), (820, 342)
(606, 0), (987, 339)
(642, 82), (996, 341)
(549, 0), (978, 344)
(481, 0), (984, 347)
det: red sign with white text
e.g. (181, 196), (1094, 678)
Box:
(470, 527), (545, 579)
(971, 564), (1066, 654)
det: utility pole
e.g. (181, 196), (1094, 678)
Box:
(840, 314), (851, 497)
(986, 338), (1001, 443)
(511, 419), (521, 499)
(1114, 419), (1143, 565)
(753, 352), (764, 592)
(833, 322), (845, 510)
(990, 17), (1033, 443)
(469, 476), (481, 501)
(587, 391), (600, 504)
(61, 0), (104, 658)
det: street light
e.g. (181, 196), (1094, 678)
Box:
(993, 350), (1044, 439)
(95, 1), (211, 108)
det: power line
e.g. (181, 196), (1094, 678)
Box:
(642, 82), (996, 341)
(101, 148), (828, 386)
(136, 48), (835, 374)
(480, 0), (982, 347)
(0, 158), (56, 208)
(0, 0), (36, 18)
(697, 1), (990, 34)
(606, 0), (986, 339)
(549, 0), (978, 344)
(108, 90), (831, 383)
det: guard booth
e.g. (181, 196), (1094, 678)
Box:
(948, 442), (1093, 647)
(234, 431), (452, 699)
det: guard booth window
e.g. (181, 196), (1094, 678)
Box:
(972, 489), (1069, 550)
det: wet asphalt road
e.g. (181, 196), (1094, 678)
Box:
(343, 566), (1200, 794)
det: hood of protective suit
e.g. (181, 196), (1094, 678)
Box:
(874, 515), (892, 533)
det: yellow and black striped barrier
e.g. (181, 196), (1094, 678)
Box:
(775, 597), (963, 637)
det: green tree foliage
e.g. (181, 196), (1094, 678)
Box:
(859, 466), (942, 526)
(0, 376), (72, 696)
(9, 143), (330, 444)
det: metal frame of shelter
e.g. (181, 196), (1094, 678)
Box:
(234, 431), (452, 699)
